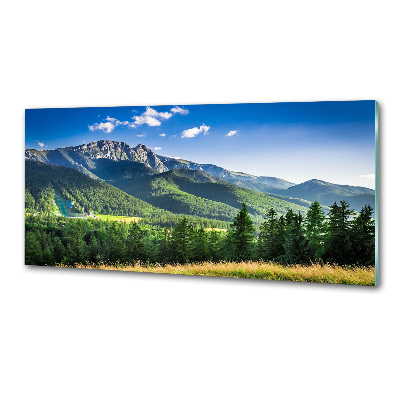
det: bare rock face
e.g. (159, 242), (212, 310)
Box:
(25, 149), (46, 162)
(25, 140), (170, 173)
(132, 144), (168, 172)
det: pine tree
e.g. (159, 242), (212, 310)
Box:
(229, 203), (255, 261)
(305, 201), (326, 260)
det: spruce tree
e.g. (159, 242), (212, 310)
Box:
(350, 204), (375, 265)
(208, 230), (222, 261)
(258, 208), (285, 260)
(284, 212), (309, 264)
(229, 203), (255, 261)
(125, 222), (145, 262)
(305, 201), (326, 260)
(42, 244), (55, 265)
(67, 220), (87, 264)
(25, 231), (43, 265)
(171, 217), (192, 263)
(87, 234), (100, 263)
(325, 201), (355, 265)
(158, 228), (173, 264)
(105, 221), (124, 263)
(53, 236), (66, 264)
(191, 227), (209, 262)
(25, 189), (35, 212)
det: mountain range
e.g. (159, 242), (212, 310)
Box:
(267, 179), (374, 211)
(25, 140), (375, 214)
(25, 140), (294, 191)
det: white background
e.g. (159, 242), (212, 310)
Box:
(1, 1), (399, 399)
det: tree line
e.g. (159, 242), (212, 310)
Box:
(25, 200), (375, 267)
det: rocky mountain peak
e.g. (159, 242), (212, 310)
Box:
(134, 143), (152, 152)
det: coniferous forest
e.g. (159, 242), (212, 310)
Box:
(25, 201), (375, 269)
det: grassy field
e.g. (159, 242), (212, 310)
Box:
(58, 261), (375, 286)
(91, 214), (142, 223)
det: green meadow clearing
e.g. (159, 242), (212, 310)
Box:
(92, 214), (142, 223)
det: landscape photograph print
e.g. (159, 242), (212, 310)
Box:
(25, 101), (378, 285)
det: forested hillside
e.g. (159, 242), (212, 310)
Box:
(26, 158), (310, 225)
(26, 160), (160, 217)
(117, 169), (309, 222)
(25, 160), (231, 229)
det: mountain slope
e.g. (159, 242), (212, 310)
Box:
(25, 160), (162, 217)
(117, 169), (309, 222)
(25, 160), (233, 228)
(82, 158), (158, 183)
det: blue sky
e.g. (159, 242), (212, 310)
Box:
(25, 101), (376, 188)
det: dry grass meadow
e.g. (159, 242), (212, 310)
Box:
(58, 261), (375, 286)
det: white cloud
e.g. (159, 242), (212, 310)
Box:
(131, 107), (173, 127)
(90, 106), (180, 132)
(137, 134), (146, 138)
(154, 147), (162, 151)
(88, 122), (115, 133)
(181, 124), (211, 138)
(105, 116), (117, 123)
(359, 174), (375, 181)
(132, 115), (162, 126)
(159, 133), (166, 137)
(38, 142), (45, 147)
(171, 106), (189, 115)
(226, 130), (237, 137)
(143, 106), (172, 120)
(89, 117), (131, 133)
(106, 116), (130, 126)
